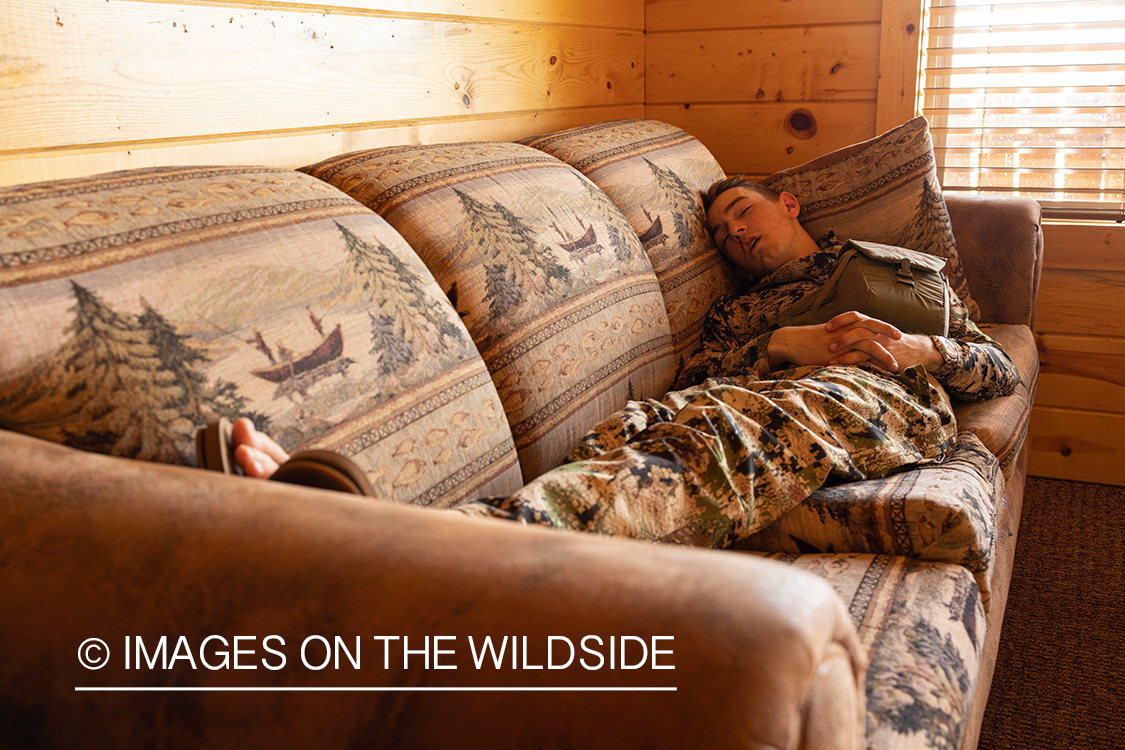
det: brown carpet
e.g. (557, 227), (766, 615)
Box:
(978, 476), (1125, 749)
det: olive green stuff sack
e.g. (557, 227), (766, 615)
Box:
(772, 239), (951, 335)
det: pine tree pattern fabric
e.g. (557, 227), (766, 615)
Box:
(0, 166), (523, 508)
(451, 188), (572, 332)
(757, 553), (987, 750)
(339, 221), (466, 376)
(304, 141), (677, 481)
(644, 157), (697, 254)
(518, 119), (741, 366)
(1, 278), (260, 463)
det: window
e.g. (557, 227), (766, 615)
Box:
(922, 0), (1125, 221)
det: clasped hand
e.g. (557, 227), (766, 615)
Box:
(766, 311), (941, 373)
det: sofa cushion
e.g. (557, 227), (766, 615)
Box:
(762, 116), (981, 321)
(303, 143), (676, 480)
(954, 324), (1038, 474)
(737, 433), (1001, 611)
(756, 553), (986, 750)
(518, 119), (741, 368)
(0, 166), (522, 507)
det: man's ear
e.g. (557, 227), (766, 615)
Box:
(779, 191), (802, 218)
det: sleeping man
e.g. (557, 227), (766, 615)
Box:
(225, 176), (1020, 547)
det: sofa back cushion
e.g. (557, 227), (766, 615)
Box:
(303, 143), (675, 480)
(519, 120), (740, 372)
(0, 166), (522, 507)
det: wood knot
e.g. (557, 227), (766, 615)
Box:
(785, 109), (817, 140)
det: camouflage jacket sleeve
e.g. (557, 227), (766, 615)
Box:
(930, 290), (1022, 401)
(675, 245), (1022, 400)
(676, 281), (1022, 400)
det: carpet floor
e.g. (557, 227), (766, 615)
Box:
(977, 476), (1125, 749)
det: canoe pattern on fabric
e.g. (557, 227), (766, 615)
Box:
(304, 142), (676, 481)
(519, 119), (740, 365)
(0, 166), (522, 507)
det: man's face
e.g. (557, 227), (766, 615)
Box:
(705, 187), (809, 278)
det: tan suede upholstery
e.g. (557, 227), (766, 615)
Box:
(945, 194), (1043, 328)
(1, 429), (864, 750)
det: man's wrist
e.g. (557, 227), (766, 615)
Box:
(764, 329), (787, 371)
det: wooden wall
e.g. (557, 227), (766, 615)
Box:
(644, 0), (925, 178)
(1030, 225), (1125, 486)
(0, 0), (644, 186)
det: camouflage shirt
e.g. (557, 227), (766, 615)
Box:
(674, 238), (1022, 402)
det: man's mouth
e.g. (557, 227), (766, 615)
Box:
(745, 237), (759, 254)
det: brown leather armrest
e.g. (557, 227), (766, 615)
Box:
(945, 193), (1044, 327)
(0, 429), (865, 749)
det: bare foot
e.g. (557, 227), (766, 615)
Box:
(230, 417), (290, 479)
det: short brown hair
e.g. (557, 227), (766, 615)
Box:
(700, 176), (780, 212)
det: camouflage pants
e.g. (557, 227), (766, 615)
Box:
(463, 365), (958, 548)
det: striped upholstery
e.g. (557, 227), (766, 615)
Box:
(954, 324), (1039, 475)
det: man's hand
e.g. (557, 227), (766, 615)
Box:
(231, 417), (290, 479)
(766, 311), (943, 373)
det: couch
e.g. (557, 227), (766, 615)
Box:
(0, 117), (1042, 750)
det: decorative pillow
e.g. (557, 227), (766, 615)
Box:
(762, 116), (981, 320)
(0, 166), (522, 508)
(519, 120), (740, 366)
(303, 143), (676, 480)
(737, 432), (1001, 611)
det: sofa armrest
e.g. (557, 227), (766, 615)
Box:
(0, 430), (865, 750)
(945, 193), (1044, 327)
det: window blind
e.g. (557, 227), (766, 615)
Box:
(922, 0), (1125, 221)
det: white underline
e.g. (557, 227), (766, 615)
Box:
(75, 686), (676, 692)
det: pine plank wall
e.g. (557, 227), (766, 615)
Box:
(2, 0), (1123, 485)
